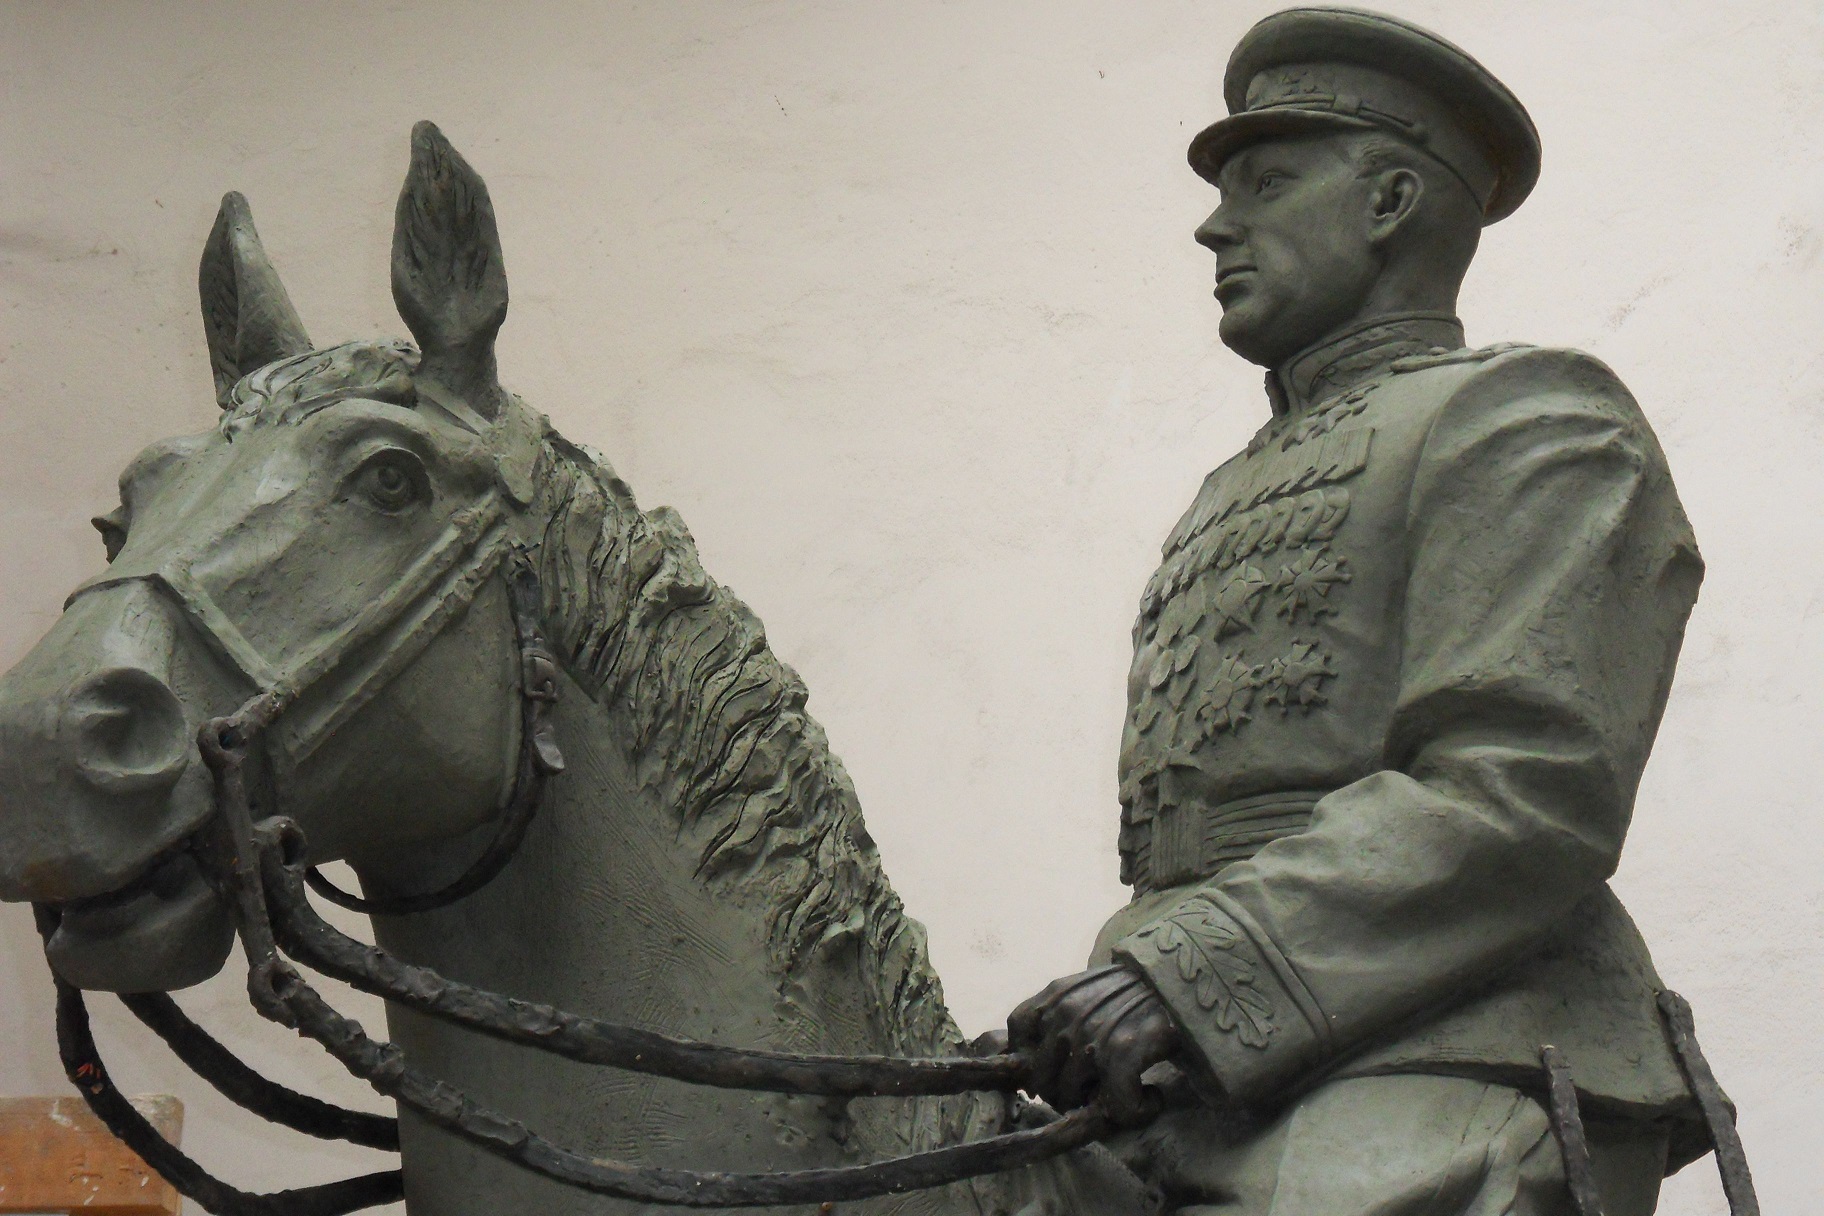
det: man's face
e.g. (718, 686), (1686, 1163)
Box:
(1197, 135), (1383, 368)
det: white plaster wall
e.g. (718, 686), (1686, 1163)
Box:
(1, 2), (1818, 1212)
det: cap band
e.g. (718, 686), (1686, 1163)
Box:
(1242, 61), (1498, 207)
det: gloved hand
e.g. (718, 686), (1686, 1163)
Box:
(1006, 964), (1181, 1126)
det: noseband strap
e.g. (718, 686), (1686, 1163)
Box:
(67, 500), (512, 767)
(301, 553), (565, 915)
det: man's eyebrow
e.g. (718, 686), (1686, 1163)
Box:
(1216, 152), (1258, 192)
(1222, 145), (1301, 187)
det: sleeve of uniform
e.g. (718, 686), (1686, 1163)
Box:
(1111, 349), (1704, 1105)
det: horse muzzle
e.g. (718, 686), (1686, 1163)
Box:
(39, 849), (234, 991)
(0, 582), (237, 989)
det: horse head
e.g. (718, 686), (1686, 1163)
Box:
(0, 123), (541, 994)
(0, 122), (1159, 1216)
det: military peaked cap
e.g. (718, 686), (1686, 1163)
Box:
(1188, 7), (1541, 223)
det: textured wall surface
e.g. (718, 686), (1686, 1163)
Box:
(2, 3), (1819, 1212)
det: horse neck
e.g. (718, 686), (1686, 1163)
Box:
(354, 439), (1004, 1209)
(361, 680), (767, 1026)
(519, 434), (969, 1059)
(359, 687), (1010, 1214)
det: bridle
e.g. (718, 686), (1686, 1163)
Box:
(42, 509), (1113, 1215)
(39, 496), (1759, 1216)
(299, 552), (564, 917)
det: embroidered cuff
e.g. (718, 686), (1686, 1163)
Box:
(1112, 888), (1330, 1105)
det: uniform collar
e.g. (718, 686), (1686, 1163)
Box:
(1265, 311), (1466, 416)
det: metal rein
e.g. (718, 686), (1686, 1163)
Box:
(52, 554), (1106, 1216)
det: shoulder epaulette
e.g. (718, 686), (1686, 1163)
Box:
(1387, 341), (1536, 374)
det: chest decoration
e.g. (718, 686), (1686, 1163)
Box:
(1119, 383), (1380, 885)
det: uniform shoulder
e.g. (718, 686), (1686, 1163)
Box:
(1392, 342), (1628, 393)
(1392, 342), (1650, 431)
(1386, 340), (1539, 375)
(1399, 344), (1687, 508)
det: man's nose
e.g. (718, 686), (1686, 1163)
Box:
(1195, 204), (1241, 253)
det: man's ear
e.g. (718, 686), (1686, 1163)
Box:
(1367, 168), (1424, 245)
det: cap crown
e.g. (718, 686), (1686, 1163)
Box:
(1190, 6), (1541, 223)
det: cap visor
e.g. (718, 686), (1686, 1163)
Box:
(1188, 108), (1377, 186)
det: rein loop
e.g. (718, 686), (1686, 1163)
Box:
(267, 815), (1029, 1097)
(121, 990), (399, 1150)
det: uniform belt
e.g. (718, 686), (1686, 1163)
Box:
(1140, 788), (1329, 893)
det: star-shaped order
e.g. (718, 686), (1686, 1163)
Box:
(1263, 640), (1337, 714)
(1198, 655), (1262, 734)
(1274, 548), (1351, 622)
(1210, 564), (1270, 637)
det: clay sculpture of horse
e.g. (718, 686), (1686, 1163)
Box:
(0, 124), (1148, 1216)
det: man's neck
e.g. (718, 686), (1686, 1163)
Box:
(1266, 311), (1466, 415)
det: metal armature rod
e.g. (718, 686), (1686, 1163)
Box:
(276, 969), (1109, 1207)
(120, 991), (399, 1150)
(260, 825), (1030, 1099)
(1657, 991), (1759, 1216)
(50, 967), (403, 1216)
(1541, 1045), (1605, 1216)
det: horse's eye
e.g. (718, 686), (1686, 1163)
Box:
(356, 450), (430, 513)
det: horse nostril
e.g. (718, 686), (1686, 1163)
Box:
(62, 668), (189, 794)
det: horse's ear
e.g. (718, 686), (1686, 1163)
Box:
(391, 121), (508, 421)
(199, 192), (313, 408)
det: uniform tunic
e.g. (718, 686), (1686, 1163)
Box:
(1090, 313), (1707, 1169)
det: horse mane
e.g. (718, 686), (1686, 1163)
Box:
(529, 425), (967, 1060)
(220, 341), (966, 1062)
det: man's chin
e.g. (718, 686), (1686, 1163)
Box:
(45, 852), (236, 992)
(1217, 306), (1285, 369)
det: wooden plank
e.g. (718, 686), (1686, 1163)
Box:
(0, 1095), (182, 1215)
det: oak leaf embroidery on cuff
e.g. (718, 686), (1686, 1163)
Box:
(1136, 896), (1276, 1049)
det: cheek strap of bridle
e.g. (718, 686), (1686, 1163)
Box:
(300, 552), (565, 916)
(73, 493), (565, 915)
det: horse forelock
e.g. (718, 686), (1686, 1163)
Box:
(221, 340), (419, 435)
(529, 433), (966, 1061)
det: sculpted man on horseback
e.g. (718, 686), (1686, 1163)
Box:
(1007, 9), (1718, 1214)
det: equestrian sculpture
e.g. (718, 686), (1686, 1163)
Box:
(0, 8), (1756, 1216)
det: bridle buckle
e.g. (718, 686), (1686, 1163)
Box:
(520, 649), (560, 704)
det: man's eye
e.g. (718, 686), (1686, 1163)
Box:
(1256, 171), (1286, 193)
(355, 450), (430, 513)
